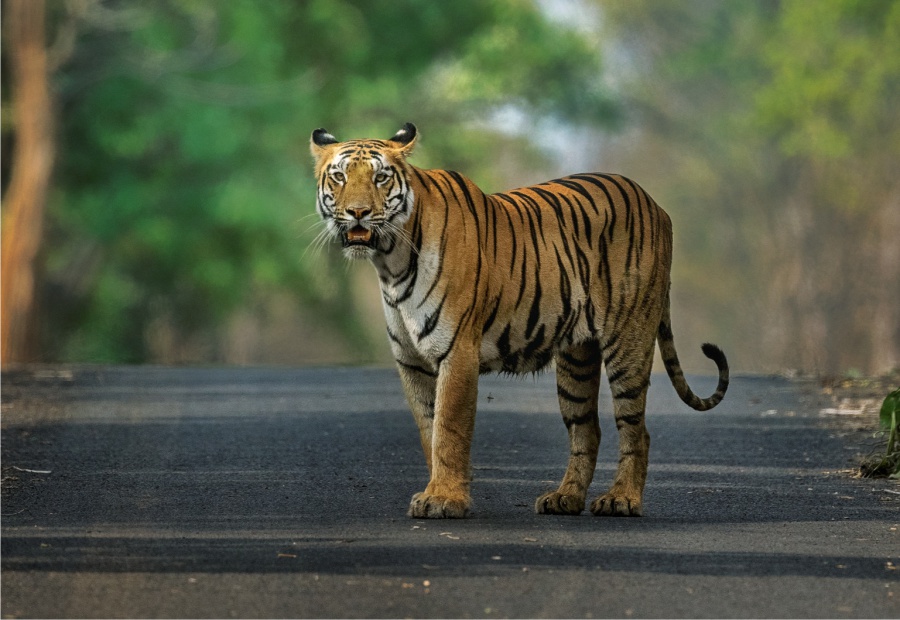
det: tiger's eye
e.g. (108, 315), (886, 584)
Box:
(375, 172), (389, 184)
(332, 171), (346, 184)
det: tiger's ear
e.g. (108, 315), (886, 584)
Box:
(387, 122), (417, 157)
(310, 128), (339, 159)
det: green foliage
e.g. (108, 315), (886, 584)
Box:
(752, 0), (900, 216)
(881, 389), (900, 431)
(597, 0), (900, 374)
(38, 0), (618, 363)
(880, 389), (900, 479)
(26, 0), (899, 371)
(861, 388), (900, 479)
(755, 0), (900, 160)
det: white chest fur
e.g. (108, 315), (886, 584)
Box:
(378, 248), (453, 365)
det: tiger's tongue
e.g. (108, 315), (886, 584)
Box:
(347, 226), (372, 242)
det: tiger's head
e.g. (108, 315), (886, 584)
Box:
(310, 123), (418, 259)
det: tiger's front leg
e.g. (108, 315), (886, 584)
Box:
(407, 344), (479, 518)
(396, 361), (438, 475)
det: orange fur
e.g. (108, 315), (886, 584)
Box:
(311, 124), (729, 518)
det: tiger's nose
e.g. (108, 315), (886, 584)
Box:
(347, 206), (371, 221)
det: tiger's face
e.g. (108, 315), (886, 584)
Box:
(310, 123), (417, 259)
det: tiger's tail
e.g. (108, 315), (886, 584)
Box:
(657, 293), (729, 411)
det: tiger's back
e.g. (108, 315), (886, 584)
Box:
(483, 172), (673, 376)
(311, 123), (728, 519)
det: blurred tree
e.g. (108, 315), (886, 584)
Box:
(597, 0), (900, 374)
(1, 0), (54, 364)
(753, 0), (900, 374)
(6, 0), (896, 373)
(7, 0), (617, 363)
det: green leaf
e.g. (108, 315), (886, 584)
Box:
(880, 389), (900, 431)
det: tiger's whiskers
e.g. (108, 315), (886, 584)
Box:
(383, 220), (419, 256)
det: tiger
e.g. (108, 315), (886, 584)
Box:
(310, 122), (729, 519)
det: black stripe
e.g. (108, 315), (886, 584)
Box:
(522, 324), (546, 361)
(555, 248), (572, 319)
(386, 328), (402, 346)
(563, 411), (595, 428)
(597, 174), (634, 270)
(624, 177), (648, 257)
(417, 231), (448, 308)
(557, 349), (593, 368)
(558, 385), (591, 404)
(445, 171), (485, 315)
(497, 203), (518, 277)
(514, 246), (529, 309)
(560, 193), (592, 245)
(395, 359), (437, 378)
(393, 240), (420, 304)
(570, 174), (617, 240)
(435, 303), (477, 366)
(556, 178), (600, 216)
(411, 166), (430, 188)
(446, 170), (479, 219)
(487, 194), (499, 260)
(616, 412), (643, 426)
(418, 294), (446, 341)
(585, 297), (597, 332)
(574, 244), (591, 292)
(513, 191), (548, 248)
(597, 240), (613, 304)
(525, 278), (542, 338)
(566, 369), (599, 382)
(520, 200), (543, 254)
(481, 294), (503, 335)
(613, 384), (646, 401)
(606, 366), (628, 386)
(557, 192), (580, 237)
(496, 324), (513, 360)
(531, 185), (568, 231)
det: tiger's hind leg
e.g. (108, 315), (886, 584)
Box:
(535, 340), (602, 515)
(590, 334), (655, 517)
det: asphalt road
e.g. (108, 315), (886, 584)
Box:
(1, 366), (898, 618)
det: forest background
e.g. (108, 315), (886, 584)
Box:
(2, 0), (898, 376)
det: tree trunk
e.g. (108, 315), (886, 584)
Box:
(1, 0), (54, 365)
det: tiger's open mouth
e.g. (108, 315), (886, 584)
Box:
(343, 225), (373, 246)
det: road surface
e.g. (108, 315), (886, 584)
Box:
(2, 366), (898, 618)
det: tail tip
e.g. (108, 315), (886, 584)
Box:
(701, 343), (727, 368)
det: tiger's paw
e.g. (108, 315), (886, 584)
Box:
(535, 491), (585, 515)
(407, 491), (470, 519)
(590, 492), (643, 517)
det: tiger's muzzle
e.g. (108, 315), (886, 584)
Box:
(342, 224), (374, 247)
(338, 205), (378, 251)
